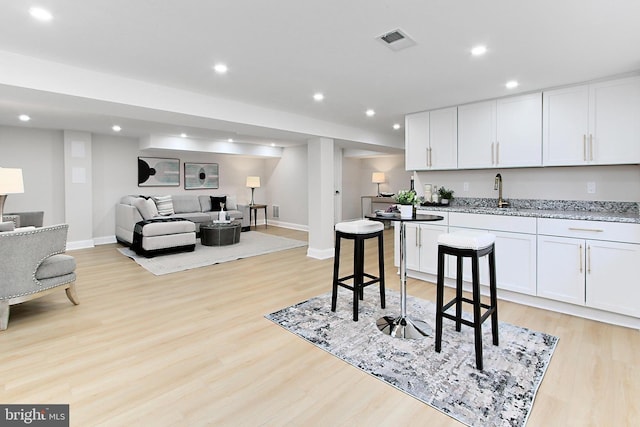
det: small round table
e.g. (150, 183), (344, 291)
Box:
(366, 212), (444, 339)
(200, 221), (242, 246)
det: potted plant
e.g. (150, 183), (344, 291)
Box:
(395, 190), (417, 218)
(438, 187), (454, 205)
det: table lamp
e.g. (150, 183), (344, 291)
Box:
(0, 167), (24, 219)
(246, 176), (261, 205)
(372, 172), (385, 197)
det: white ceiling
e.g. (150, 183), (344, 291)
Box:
(0, 0), (639, 155)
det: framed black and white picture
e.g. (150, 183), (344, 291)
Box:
(184, 162), (219, 190)
(138, 157), (180, 187)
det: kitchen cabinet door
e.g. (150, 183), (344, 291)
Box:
(404, 223), (421, 271)
(537, 235), (585, 305)
(457, 100), (496, 169)
(543, 85), (590, 165)
(496, 93), (542, 167)
(403, 223), (447, 274)
(543, 76), (640, 166)
(446, 227), (536, 295)
(493, 231), (537, 295)
(589, 76), (640, 165)
(417, 224), (447, 275)
(586, 240), (640, 317)
(405, 111), (430, 170)
(428, 107), (458, 170)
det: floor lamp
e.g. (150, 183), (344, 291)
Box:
(246, 176), (260, 205)
(0, 168), (24, 219)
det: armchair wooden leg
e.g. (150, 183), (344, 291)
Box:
(65, 283), (80, 305)
(0, 301), (9, 331)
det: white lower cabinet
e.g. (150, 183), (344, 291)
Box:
(405, 222), (446, 275)
(396, 210), (448, 274)
(537, 218), (640, 318)
(447, 226), (537, 296)
(443, 213), (537, 295)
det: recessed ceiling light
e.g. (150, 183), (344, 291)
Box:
(366, 109), (376, 117)
(112, 125), (121, 132)
(505, 80), (519, 89)
(180, 133), (187, 138)
(228, 138), (234, 142)
(29, 7), (53, 21)
(270, 143), (276, 147)
(313, 93), (324, 101)
(471, 45), (487, 56)
(393, 123), (401, 130)
(213, 64), (228, 74)
(18, 114), (31, 122)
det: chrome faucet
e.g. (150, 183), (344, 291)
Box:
(494, 173), (510, 208)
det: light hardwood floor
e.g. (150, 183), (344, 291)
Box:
(1, 226), (638, 426)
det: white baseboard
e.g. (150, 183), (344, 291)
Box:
(307, 247), (334, 260)
(267, 220), (308, 232)
(66, 239), (95, 251)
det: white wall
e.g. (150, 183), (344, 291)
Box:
(264, 145), (308, 228)
(414, 166), (640, 202)
(0, 126), (66, 225)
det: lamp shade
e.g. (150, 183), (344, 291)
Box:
(0, 168), (24, 194)
(246, 176), (261, 188)
(372, 172), (385, 184)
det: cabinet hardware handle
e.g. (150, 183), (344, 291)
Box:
(589, 134), (594, 161)
(418, 227), (422, 247)
(587, 245), (591, 274)
(491, 142), (495, 165)
(568, 227), (604, 232)
(583, 135), (587, 161)
(416, 227), (419, 247)
(496, 141), (500, 165)
(429, 147), (433, 167)
(426, 148), (429, 167)
(579, 244), (583, 273)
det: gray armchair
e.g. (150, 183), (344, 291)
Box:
(0, 224), (78, 330)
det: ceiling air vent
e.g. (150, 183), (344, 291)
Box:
(377, 29), (416, 51)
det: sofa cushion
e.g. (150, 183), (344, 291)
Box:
(171, 195), (201, 214)
(210, 196), (227, 211)
(36, 254), (76, 280)
(0, 221), (15, 232)
(153, 195), (175, 216)
(133, 197), (159, 220)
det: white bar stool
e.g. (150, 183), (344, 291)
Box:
(331, 220), (386, 321)
(435, 230), (499, 370)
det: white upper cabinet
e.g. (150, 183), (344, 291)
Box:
(457, 100), (495, 168)
(405, 107), (457, 171)
(543, 76), (640, 165)
(405, 111), (430, 170)
(458, 93), (542, 169)
(496, 93), (543, 167)
(428, 107), (458, 170)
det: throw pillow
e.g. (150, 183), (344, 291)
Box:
(210, 196), (227, 212)
(153, 195), (175, 216)
(0, 221), (15, 232)
(225, 195), (237, 210)
(133, 197), (159, 220)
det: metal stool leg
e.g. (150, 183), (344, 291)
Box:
(331, 232), (341, 313)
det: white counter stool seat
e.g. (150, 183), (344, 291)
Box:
(435, 230), (499, 370)
(331, 219), (386, 321)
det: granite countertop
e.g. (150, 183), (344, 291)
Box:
(416, 198), (640, 224)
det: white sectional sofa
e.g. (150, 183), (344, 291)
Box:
(116, 194), (250, 246)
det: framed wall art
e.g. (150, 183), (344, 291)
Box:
(184, 162), (219, 190)
(138, 157), (180, 187)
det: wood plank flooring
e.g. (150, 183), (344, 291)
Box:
(1, 227), (638, 426)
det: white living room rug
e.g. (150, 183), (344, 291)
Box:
(118, 231), (306, 275)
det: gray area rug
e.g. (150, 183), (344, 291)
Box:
(118, 231), (306, 275)
(266, 290), (558, 427)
